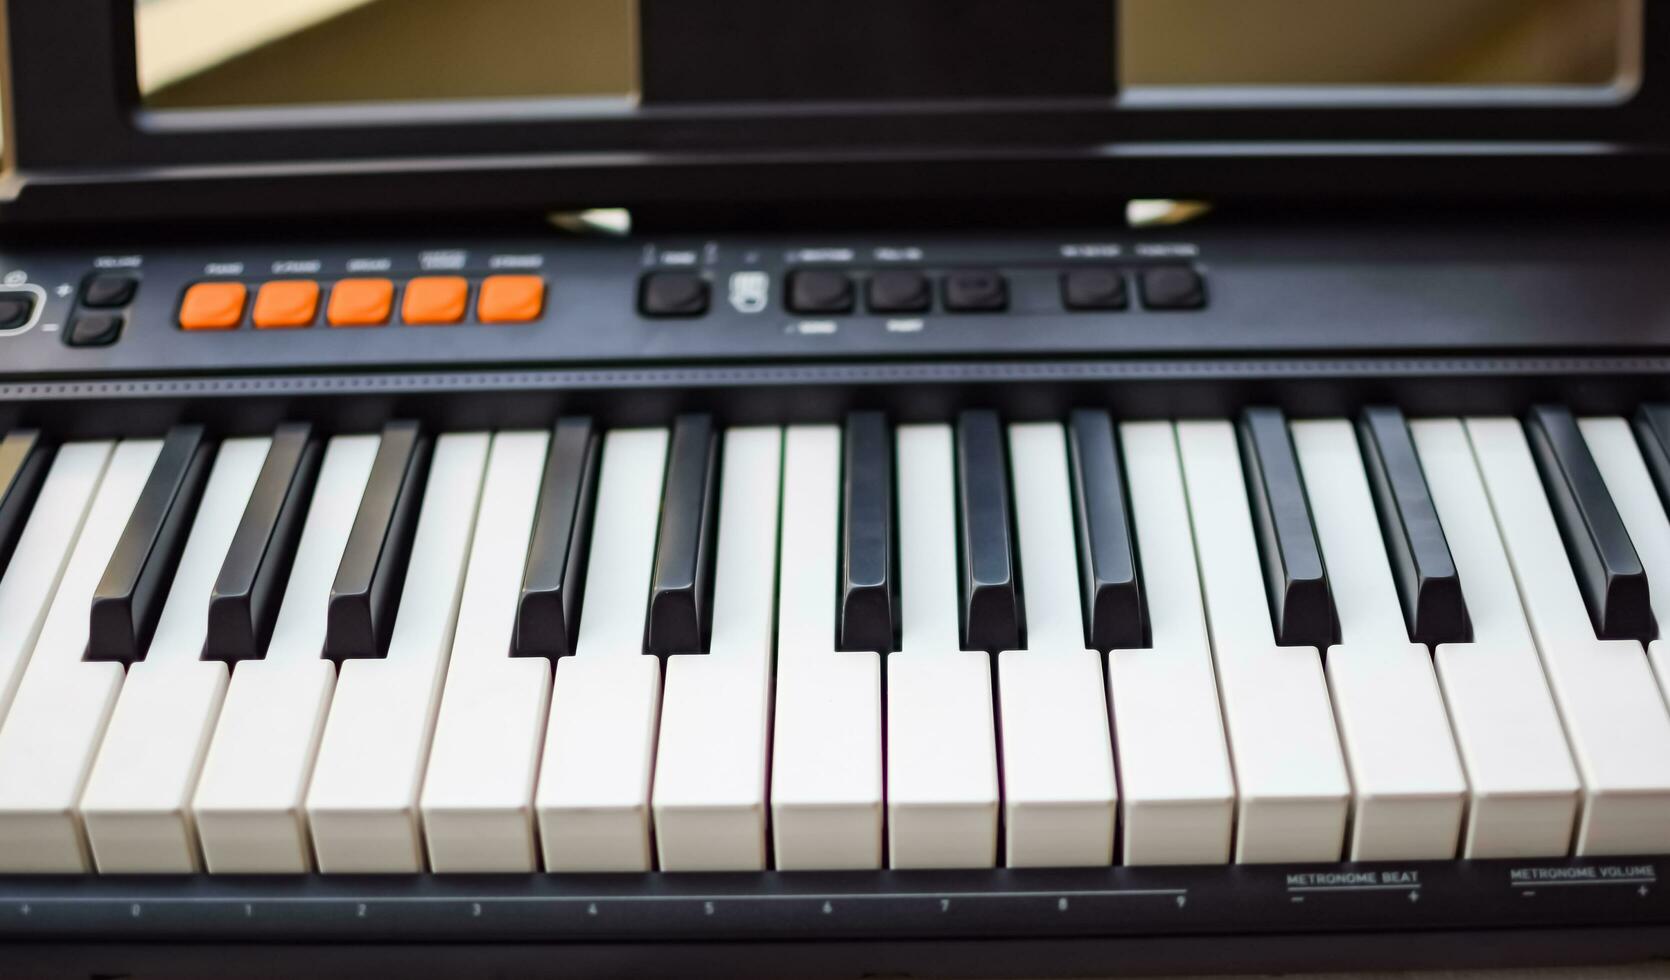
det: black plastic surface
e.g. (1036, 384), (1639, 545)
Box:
(1239, 407), (1336, 650)
(516, 417), (601, 659)
(1066, 410), (1144, 651)
(839, 411), (898, 653)
(87, 425), (212, 665)
(1357, 406), (1470, 646)
(955, 409), (1023, 652)
(207, 423), (321, 663)
(1525, 404), (1656, 643)
(647, 414), (720, 655)
(324, 421), (431, 663)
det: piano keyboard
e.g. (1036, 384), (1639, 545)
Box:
(3, 405), (1670, 876)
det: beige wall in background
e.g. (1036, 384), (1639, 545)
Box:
(140, 0), (1629, 108)
(1120, 0), (1629, 85)
(144, 0), (634, 107)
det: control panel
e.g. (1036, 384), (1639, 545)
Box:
(0, 219), (1662, 380)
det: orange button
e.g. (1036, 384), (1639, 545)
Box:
(476, 275), (544, 323)
(401, 276), (468, 325)
(327, 278), (394, 327)
(179, 282), (247, 330)
(252, 280), (320, 329)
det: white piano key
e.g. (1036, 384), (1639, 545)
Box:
(192, 434), (380, 873)
(307, 433), (489, 873)
(0, 442), (112, 726)
(652, 427), (781, 871)
(1467, 417), (1670, 855)
(537, 428), (668, 872)
(1581, 415), (1670, 833)
(1409, 420), (1580, 858)
(770, 426), (884, 870)
(887, 424), (998, 869)
(1113, 422), (1236, 866)
(999, 422), (1116, 868)
(1175, 421), (1349, 864)
(0, 438), (160, 871)
(418, 431), (551, 872)
(79, 437), (270, 872)
(1291, 420), (1467, 860)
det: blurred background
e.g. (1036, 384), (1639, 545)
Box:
(135, 0), (1635, 109)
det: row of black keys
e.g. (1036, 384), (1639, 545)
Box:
(0, 402), (1664, 665)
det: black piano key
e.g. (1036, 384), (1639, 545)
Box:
(515, 417), (601, 659)
(839, 411), (898, 653)
(1632, 403), (1670, 515)
(1066, 410), (1145, 651)
(1238, 407), (1336, 649)
(956, 409), (1023, 652)
(206, 423), (321, 663)
(0, 430), (52, 576)
(1525, 404), (1655, 642)
(1357, 406), (1471, 646)
(324, 421), (432, 663)
(646, 413), (720, 655)
(87, 426), (214, 664)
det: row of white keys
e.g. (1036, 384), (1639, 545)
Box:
(420, 431), (553, 872)
(1409, 420), (1580, 858)
(1290, 420), (1466, 860)
(80, 437), (272, 871)
(0, 442), (112, 725)
(536, 428), (669, 871)
(1467, 417), (1670, 854)
(653, 427), (782, 870)
(192, 434), (381, 872)
(307, 433), (489, 872)
(0, 438), (159, 871)
(887, 424), (999, 868)
(1114, 423), (1235, 864)
(1175, 421), (1350, 863)
(1001, 423), (1116, 867)
(1581, 417), (1670, 738)
(770, 426), (884, 869)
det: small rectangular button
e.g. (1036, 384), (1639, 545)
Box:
(402, 276), (469, 325)
(252, 281), (320, 329)
(179, 283), (246, 330)
(81, 275), (138, 308)
(327, 278), (394, 327)
(1139, 266), (1207, 310)
(942, 271), (1008, 312)
(1062, 269), (1127, 311)
(477, 275), (545, 323)
(67, 314), (123, 347)
(639, 273), (709, 317)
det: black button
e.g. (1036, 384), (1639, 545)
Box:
(866, 270), (931, 313)
(788, 270), (854, 314)
(0, 295), (34, 331)
(1139, 265), (1207, 310)
(67, 313), (123, 347)
(81, 274), (139, 308)
(639, 272), (710, 317)
(942, 270), (1007, 312)
(1062, 268), (1127, 311)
